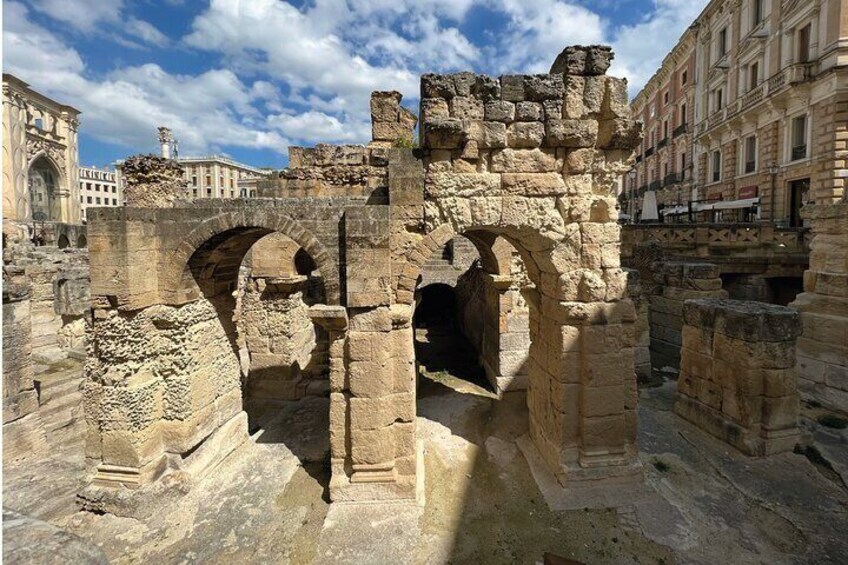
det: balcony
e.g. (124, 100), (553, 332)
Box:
(664, 172), (682, 186)
(657, 137), (669, 150)
(644, 147), (655, 158)
(672, 123), (688, 138)
(697, 63), (817, 136)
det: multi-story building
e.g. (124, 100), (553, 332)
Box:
(630, 28), (697, 221)
(79, 166), (122, 222)
(2, 74), (82, 224)
(627, 0), (848, 226)
(178, 155), (269, 199)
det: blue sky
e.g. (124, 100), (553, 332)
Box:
(3, 0), (707, 169)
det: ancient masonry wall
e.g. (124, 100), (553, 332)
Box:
(790, 202), (848, 412)
(676, 299), (801, 456)
(625, 268), (651, 380)
(649, 262), (728, 371)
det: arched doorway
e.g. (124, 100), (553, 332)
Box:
(28, 156), (59, 221)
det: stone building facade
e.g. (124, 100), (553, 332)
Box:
(629, 29), (696, 219)
(79, 46), (645, 514)
(627, 0), (848, 224)
(79, 166), (122, 223)
(2, 74), (82, 225)
(177, 155), (269, 199)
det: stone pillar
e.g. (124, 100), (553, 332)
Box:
(2, 84), (28, 221)
(121, 154), (187, 208)
(326, 305), (417, 502)
(480, 273), (530, 393)
(676, 299), (801, 455)
(650, 262), (727, 371)
(3, 269), (38, 424)
(790, 203), (848, 411)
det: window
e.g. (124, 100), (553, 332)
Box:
(112, 199), (117, 205)
(664, 91), (669, 104)
(34, 117), (43, 130)
(663, 120), (669, 139)
(87, 196), (92, 204)
(95, 197), (101, 204)
(207, 188), (212, 196)
(749, 61), (759, 90)
(193, 189), (198, 197)
(80, 195), (84, 203)
(681, 152), (687, 178)
(112, 186), (116, 193)
(714, 87), (724, 111)
(718, 27), (728, 58)
(744, 135), (757, 174)
(680, 103), (687, 125)
(798, 23), (811, 63)
(681, 69), (688, 85)
(192, 176), (198, 186)
(663, 162), (669, 178)
(791, 115), (808, 160)
(711, 150), (722, 183)
(219, 176), (224, 186)
(752, 0), (764, 26)
(205, 175), (211, 185)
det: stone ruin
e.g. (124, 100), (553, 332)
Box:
(75, 45), (647, 513)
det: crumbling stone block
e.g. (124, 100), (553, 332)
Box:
(676, 299), (802, 456)
(121, 154), (187, 208)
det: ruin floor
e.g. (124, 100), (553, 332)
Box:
(4, 362), (848, 564)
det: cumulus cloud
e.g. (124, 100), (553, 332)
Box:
(4, 0), (708, 165)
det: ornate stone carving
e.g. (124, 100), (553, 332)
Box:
(26, 136), (66, 173)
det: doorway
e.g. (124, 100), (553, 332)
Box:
(788, 178), (809, 227)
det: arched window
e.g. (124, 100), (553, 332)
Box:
(28, 156), (59, 221)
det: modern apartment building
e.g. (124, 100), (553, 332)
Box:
(79, 166), (121, 222)
(178, 155), (269, 199)
(627, 0), (848, 225)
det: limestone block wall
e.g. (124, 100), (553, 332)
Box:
(649, 262), (728, 371)
(625, 268), (651, 380)
(791, 203), (848, 412)
(3, 269), (38, 424)
(675, 299), (801, 456)
(237, 276), (328, 401)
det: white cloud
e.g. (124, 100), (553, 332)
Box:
(3, 2), (290, 160)
(5, 0), (710, 164)
(29, 0), (170, 48)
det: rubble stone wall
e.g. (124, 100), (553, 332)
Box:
(676, 299), (801, 455)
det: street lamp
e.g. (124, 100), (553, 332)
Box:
(627, 168), (637, 224)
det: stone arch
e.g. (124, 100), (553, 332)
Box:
(27, 154), (62, 221)
(77, 234), (87, 248)
(160, 211), (340, 305)
(57, 234), (70, 249)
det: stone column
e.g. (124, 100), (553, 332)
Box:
(676, 299), (801, 455)
(2, 85), (28, 221)
(790, 202), (848, 411)
(650, 262), (728, 371)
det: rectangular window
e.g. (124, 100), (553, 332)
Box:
(749, 61), (759, 90)
(193, 189), (198, 197)
(714, 87), (724, 111)
(87, 196), (92, 204)
(712, 150), (722, 183)
(681, 152), (687, 178)
(95, 197), (101, 204)
(791, 115), (808, 160)
(744, 135), (757, 174)
(206, 175), (212, 185)
(753, 0), (764, 26)
(664, 91), (669, 104)
(34, 118), (43, 130)
(192, 176), (198, 186)
(206, 188), (212, 196)
(80, 195), (84, 203)
(112, 186), (116, 193)
(680, 103), (687, 125)
(718, 27), (728, 58)
(112, 199), (117, 205)
(663, 120), (668, 139)
(798, 23), (811, 63)
(681, 69), (688, 85)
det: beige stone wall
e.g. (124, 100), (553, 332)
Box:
(676, 299), (801, 456)
(790, 202), (848, 411)
(650, 262), (728, 370)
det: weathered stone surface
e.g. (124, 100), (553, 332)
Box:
(550, 45), (614, 76)
(545, 119), (599, 148)
(121, 154), (186, 208)
(485, 100), (516, 122)
(507, 122), (545, 148)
